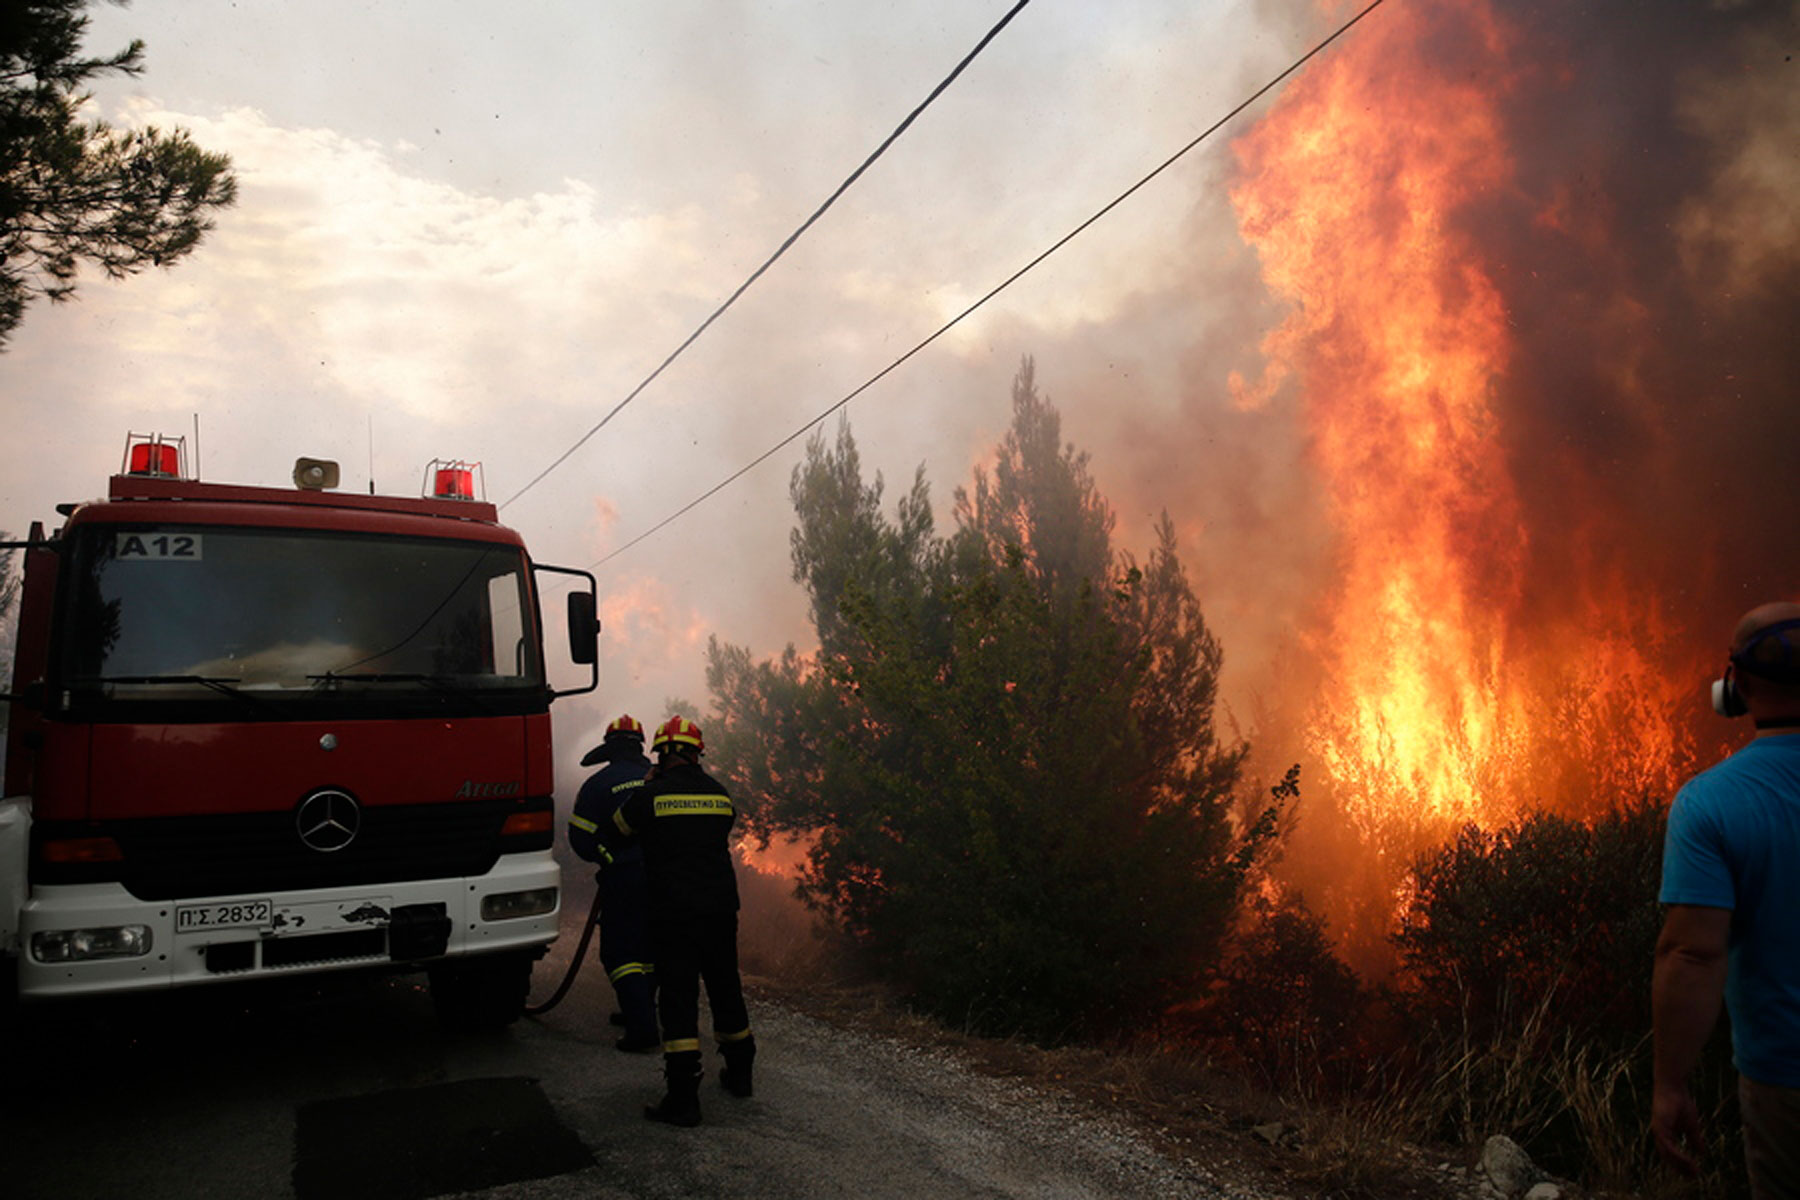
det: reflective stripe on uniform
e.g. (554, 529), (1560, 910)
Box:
(568, 815), (598, 833)
(608, 961), (652, 983)
(664, 1037), (701, 1054)
(612, 808), (634, 836)
(652, 793), (735, 818)
(715, 1026), (752, 1043)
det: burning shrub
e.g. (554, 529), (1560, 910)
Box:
(1388, 799), (1739, 1189)
(1392, 801), (1665, 1049)
(1180, 892), (1371, 1093)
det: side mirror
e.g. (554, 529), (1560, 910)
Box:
(567, 591), (599, 666)
(0, 682), (47, 710)
(533, 563), (599, 700)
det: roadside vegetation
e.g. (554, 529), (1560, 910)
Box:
(708, 362), (1742, 1199)
(708, 360), (1268, 1044)
(0, 535), (18, 758)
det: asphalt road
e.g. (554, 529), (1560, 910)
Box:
(2, 882), (1235, 1200)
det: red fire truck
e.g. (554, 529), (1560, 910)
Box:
(0, 435), (597, 1027)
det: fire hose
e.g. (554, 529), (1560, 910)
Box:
(523, 883), (605, 1016)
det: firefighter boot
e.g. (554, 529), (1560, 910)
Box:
(644, 1051), (703, 1127)
(613, 974), (659, 1052)
(719, 1034), (756, 1099)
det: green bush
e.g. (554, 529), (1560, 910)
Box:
(1389, 800), (1740, 1192)
(1393, 802), (1666, 1050)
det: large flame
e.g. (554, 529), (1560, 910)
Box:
(736, 831), (816, 879)
(1228, 0), (1691, 838)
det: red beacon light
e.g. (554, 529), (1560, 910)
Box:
(423, 458), (483, 502)
(122, 432), (187, 479)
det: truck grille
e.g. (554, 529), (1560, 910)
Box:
(202, 929), (389, 974)
(261, 929), (388, 968)
(97, 798), (526, 901)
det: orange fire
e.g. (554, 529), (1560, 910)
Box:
(1228, 0), (1690, 837)
(735, 832), (815, 879)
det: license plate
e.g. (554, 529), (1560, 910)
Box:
(177, 899), (274, 932)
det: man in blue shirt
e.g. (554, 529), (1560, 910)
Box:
(1655, 602), (1800, 1197)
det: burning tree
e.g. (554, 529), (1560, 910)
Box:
(707, 362), (1270, 1042)
(1217, 0), (1795, 966)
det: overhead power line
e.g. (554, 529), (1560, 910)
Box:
(593, 0), (1390, 569)
(500, 0), (1035, 511)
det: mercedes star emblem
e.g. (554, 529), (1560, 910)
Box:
(295, 788), (361, 853)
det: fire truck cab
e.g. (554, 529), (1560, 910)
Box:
(0, 436), (598, 1028)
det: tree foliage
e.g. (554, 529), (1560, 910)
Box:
(708, 361), (1270, 1042)
(0, 530), (16, 635)
(0, 0), (236, 347)
(0, 533), (17, 766)
(0, 533), (17, 632)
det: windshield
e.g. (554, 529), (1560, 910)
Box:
(60, 524), (543, 715)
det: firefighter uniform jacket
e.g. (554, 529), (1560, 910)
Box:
(567, 747), (657, 1041)
(605, 759), (739, 916)
(568, 752), (650, 868)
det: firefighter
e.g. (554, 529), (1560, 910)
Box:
(567, 714), (659, 1052)
(602, 715), (754, 1127)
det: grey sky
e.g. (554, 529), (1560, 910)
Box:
(3, 1), (1292, 769)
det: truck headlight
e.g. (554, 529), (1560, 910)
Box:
(32, 925), (154, 963)
(480, 888), (557, 921)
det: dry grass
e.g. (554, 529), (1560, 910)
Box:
(752, 972), (1464, 1200)
(1287, 1092), (1439, 1199)
(736, 895), (1749, 1198)
(755, 968), (1764, 1200)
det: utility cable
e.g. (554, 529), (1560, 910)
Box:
(500, 0), (1035, 511)
(593, 0), (1389, 569)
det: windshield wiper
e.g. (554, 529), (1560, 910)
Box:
(308, 671), (472, 691)
(305, 671), (523, 713)
(91, 674), (266, 706)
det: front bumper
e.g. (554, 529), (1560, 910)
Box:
(16, 851), (559, 1000)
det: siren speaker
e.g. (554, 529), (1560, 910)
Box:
(293, 457), (341, 490)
